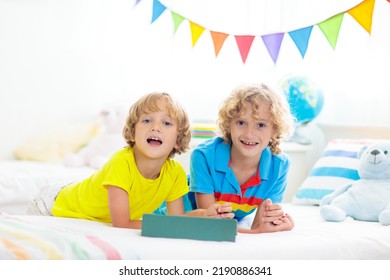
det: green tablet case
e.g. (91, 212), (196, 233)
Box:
(141, 214), (237, 242)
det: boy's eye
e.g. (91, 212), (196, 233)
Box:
(163, 121), (173, 126)
(236, 120), (246, 126)
(257, 123), (267, 128)
(141, 119), (151, 123)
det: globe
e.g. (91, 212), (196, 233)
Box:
(279, 75), (324, 125)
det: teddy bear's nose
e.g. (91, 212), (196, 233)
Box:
(370, 149), (380, 156)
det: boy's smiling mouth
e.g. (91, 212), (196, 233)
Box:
(240, 140), (259, 146)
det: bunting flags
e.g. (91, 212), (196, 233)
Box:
(137, 0), (377, 64)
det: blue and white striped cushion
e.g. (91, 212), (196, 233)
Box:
(292, 139), (376, 205)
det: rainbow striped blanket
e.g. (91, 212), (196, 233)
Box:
(0, 213), (139, 260)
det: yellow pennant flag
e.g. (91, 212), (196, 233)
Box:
(189, 21), (205, 47)
(348, 0), (375, 34)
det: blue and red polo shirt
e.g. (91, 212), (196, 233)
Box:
(189, 137), (290, 220)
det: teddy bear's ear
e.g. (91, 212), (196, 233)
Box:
(357, 145), (368, 159)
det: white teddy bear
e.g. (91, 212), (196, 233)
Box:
(320, 141), (390, 225)
(63, 105), (127, 169)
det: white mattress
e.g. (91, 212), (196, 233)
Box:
(1, 159), (389, 260)
(1, 203), (390, 260)
(0, 160), (95, 214)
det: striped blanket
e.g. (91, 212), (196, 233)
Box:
(0, 213), (137, 260)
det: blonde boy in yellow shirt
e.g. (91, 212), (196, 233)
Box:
(29, 92), (233, 229)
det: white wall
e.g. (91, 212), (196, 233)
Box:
(1, 0), (390, 159)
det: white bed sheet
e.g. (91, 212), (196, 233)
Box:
(0, 160), (95, 214)
(1, 204), (389, 260)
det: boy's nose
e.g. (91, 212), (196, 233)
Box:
(244, 126), (254, 137)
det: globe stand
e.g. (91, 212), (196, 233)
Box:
(288, 123), (312, 145)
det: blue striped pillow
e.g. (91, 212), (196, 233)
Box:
(292, 139), (376, 205)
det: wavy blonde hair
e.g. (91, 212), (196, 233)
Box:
(122, 92), (191, 158)
(217, 83), (295, 154)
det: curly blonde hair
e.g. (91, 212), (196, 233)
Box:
(217, 83), (295, 154)
(122, 92), (191, 158)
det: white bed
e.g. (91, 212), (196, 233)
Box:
(1, 122), (390, 260)
(1, 203), (390, 260)
(0, 160), (95, 214)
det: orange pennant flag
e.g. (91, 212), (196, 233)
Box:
(189, 21), (205, 47)
(348, 0), (375, 34)
(210, 31), (229, 57)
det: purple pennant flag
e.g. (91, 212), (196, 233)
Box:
(261, 33), (284, 64)
(289, 26), (313, 58)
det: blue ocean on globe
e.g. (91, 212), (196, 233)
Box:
(279, 76), (324, 125)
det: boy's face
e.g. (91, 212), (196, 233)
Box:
(229, 101), (275, 160)
(133, 98), (179, 160)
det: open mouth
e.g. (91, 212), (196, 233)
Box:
(240, 140), (259, 146)
(147, 137), (163, 145)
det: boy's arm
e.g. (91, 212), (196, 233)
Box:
(107, 185), (142, 229)
(195, 193), (217, 209)
(166, 196), (234, 218)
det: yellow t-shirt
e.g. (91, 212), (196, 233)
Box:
(52, 147), (189, 222)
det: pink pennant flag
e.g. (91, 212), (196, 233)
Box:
(235, 35), (255, 64)
(261, 33), (284, 64)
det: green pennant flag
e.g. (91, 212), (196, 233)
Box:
(171, 12), (185, 34)
(318, 13), (344, 50)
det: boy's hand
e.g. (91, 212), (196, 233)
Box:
(206, 203), (235, 219)
(185, 202), (234, 219)
(252, 199), (295, 233)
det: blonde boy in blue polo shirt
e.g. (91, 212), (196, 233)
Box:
(190, 83), (295, 233)
(29, 92), (233, 229)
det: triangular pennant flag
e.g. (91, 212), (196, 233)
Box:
(171, 12), (185, 34)
(189, 21), (205, 47)
(348, 0), (375, 34)
(210, 31), (229, 57)
(235, 35), (255, 63)
(318, 13), (344, 50)
(289, 26), (313, 58)
(261, 33), (284, 64)
(151, 0), (166, 23)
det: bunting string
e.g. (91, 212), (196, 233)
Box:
(136, 0), (377, 64)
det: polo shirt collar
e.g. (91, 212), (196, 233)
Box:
(215, 140), (232, 172)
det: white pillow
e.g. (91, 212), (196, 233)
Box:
(14, 121), (99, 163)
(292, 139), (379, 205)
